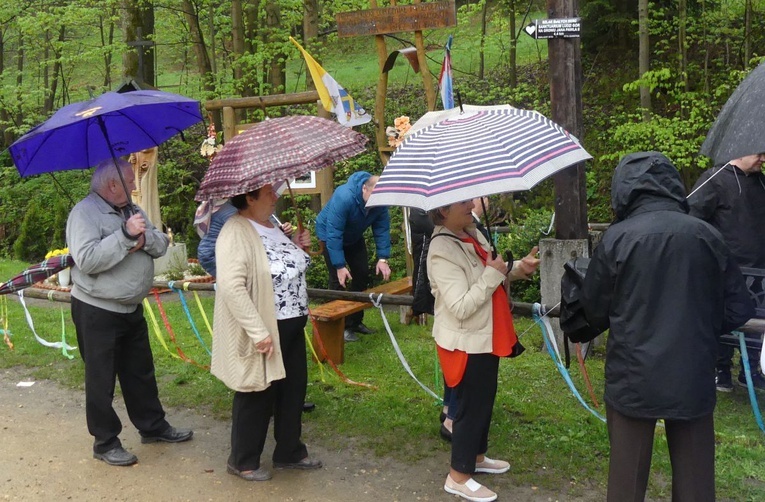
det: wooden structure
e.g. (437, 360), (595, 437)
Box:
(336, 0), (456, 165)
(309, 276), (412, 363)
(204, 91), (335, 206)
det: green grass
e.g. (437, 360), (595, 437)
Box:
(1, 263), (763, 499)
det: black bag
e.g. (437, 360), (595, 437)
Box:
(559, 257), (603, 343)
(411, 233), (461, 316)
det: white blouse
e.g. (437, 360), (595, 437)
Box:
(250, 221), (310, 320)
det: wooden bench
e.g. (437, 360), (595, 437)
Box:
(310, 277), (412, 364)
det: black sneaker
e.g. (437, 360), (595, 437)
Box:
(343, 329), (359, 342)
(737, 372), (765, 393)
(716, 369), (733, 392)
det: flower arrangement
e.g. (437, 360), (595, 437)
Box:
(45, 247), (69, 260)
(386, 115), (411, 148)
(200, 121), (223, 160)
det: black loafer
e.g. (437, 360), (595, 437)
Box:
(93, 446), (138, 466)
(141, 426), (194, 444)
(227, 463), (272, 481)
(303, 401), (316, 412)
(354, 323), (374, 335)
(440, 423), (453, 442)
(273, 457), (323, 470)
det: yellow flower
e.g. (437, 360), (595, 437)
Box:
(45, 247), (69, 259)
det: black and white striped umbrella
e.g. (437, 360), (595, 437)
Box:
(367, 108), (591, 211)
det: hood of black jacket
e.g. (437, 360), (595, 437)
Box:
(611, 151), (689, 222)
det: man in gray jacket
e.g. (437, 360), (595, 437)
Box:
(67, 158), (192, 466)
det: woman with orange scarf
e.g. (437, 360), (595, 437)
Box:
(427, 199), (539, 502)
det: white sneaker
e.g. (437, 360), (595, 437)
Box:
(444, 474), (497, 502)
(474, 456), (510, 474)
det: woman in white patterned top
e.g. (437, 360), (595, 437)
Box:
(212, 184), (321, 483)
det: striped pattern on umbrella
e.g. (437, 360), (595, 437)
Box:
(367, 109), (592, 211)
(0, 254), (74, 295)
(195, 115), (368, 201)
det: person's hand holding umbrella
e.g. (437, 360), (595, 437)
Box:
(126, 212), (147, 253)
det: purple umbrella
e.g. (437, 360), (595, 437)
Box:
(9, 90), (203, 177)
(0, 254), (75, 296)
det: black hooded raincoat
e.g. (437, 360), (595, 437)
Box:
(582, 152), (754, 420)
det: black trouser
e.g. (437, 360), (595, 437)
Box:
(71, 297), (169, 454)
(322, 238), (369, 330)
(451, 353), (499, 474)
(229, 316), (309, 470)
(718, 341), (761, 375)
(606, 404), (715, 502)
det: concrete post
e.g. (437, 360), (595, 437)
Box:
(539, 238), (589, 347)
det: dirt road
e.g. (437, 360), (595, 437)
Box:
(0, 367), (600, 501)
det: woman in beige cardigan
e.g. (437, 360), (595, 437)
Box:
(427, 199), (539, 502)
(212, 184), (321, 482)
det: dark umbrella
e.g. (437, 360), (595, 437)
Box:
(701, 60), (765, 165)
(0, 254), (74, 296)
(9, 90), (203, 177)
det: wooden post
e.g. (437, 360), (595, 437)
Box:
(413, 0), (437, 111)
(221, 106), (236, 142)
(547, 0), (587, 239)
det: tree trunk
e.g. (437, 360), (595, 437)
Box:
(479, 0), (487, 80)
(15, 34), (24, 130)
(264, 0), (285, 94)
(744, 0), (752, 68)
(302, 0), (319, 90)
(44, 25), (66, 114)
(141, 2), (155, 86)
(181, 0), (215, 92)
(638, 0), (651, 120)
(231, 0), (245, 83)
(122, 0), (155, 86)
(508, 0), (517, 88)
(99, 9), (116, 88)
(0, 32), (12, 147)
(678, 0), (688, 98)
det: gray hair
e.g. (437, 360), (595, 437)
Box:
(91, 158), (132, 192)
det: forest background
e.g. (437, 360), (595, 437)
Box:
(0, 0), (764, 292)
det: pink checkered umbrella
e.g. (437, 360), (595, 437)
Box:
(0, 254), (74, 295)
(194, 115), (368, 201)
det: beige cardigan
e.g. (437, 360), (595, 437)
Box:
(427, 224), (526, 354)
(211, 214), (286, 392)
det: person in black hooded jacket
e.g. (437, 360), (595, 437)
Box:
(581, 152), (754, 502)
(688, 152), (765, 391)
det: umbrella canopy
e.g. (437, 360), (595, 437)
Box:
(367, 108), (592, 211)
(0, 254), (74, 296)
(701, 60), (765, 165)
(405, 104), (515, 137)
(9, 90), (203, 177)
(195, 115), (368, 201)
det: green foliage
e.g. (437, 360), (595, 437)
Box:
(13, 200), (50, 262)
(496, 208), (553, 303)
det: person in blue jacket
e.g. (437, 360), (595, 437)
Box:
(316, 171), (392, 342)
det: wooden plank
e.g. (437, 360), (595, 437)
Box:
(336, 1), (457, 38)
(310, 277), (412, 321)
